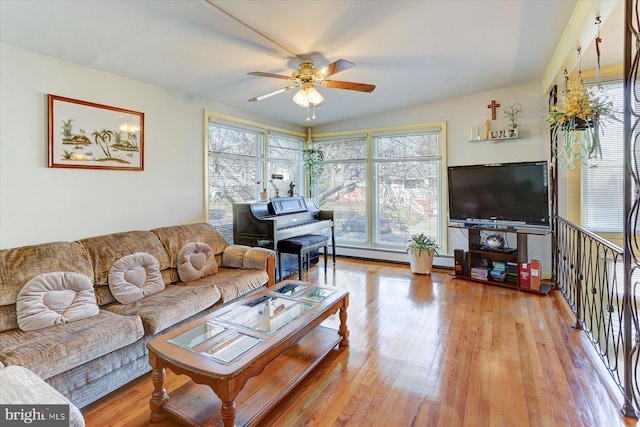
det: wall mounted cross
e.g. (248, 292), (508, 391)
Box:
(487, 100), (501, 120)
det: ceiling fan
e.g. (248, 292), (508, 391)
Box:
(247, 59), (376, 113)
(203, 3), (374, 120)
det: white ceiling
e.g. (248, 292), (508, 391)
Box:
(0, 0), (623, 128)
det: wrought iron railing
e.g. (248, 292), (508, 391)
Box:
(555, 217), (638, 416)
(623, 0), (639, 417)
(551, 1), (639, 417)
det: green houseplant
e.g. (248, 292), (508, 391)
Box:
(406, 233), (440, 275)
(303, 148), (324, 197)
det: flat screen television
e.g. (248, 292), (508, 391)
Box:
(447, 161), (550, 229)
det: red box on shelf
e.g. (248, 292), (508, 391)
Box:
(519, 263), (531, 289)
(530, 260), (541, 291)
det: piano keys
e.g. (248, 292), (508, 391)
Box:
(232, 196), (336, 272)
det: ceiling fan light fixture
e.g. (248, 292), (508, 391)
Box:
(292, 86), (324, 108)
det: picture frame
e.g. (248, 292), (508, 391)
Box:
(48, 94), (144, 170)
(489, 128), (518, 140)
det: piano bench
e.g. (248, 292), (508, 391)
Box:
(277, 234), (328, 281)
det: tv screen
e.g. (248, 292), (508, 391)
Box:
(447, 161), (550, 228)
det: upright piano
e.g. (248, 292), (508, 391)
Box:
(232, 196), (336, 270)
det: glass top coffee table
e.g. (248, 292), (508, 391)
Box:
(147, 281), (349, 427)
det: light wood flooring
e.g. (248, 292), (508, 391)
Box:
(82, 257), (638, 426)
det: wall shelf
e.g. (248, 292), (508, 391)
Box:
(468, 137), (520, 143)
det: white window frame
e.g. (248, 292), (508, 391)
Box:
(312, 122), (448, 262)
(203, 111), (305, 242)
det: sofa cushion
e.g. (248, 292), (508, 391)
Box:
(94, 285), (116, 306)
(0, 310), (144, 380)
(77, 230), (170, 286)
(184, 267), (268, 303)
(0, 241), (94, 307)
(221, 245), (274, 270)
(177, 242), (218, 282)
(16, 272), (99, 331)
(0, 304), (18, 332)
(151, 223), (228, 268)
(104, 284), (221, 335)
(108, 253), (165, 304)
(0, 365), (85, 427)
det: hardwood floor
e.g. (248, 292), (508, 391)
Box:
(82, 257), (638, 426)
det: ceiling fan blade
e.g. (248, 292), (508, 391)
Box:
(321, 80), (376, 93)
(247, 71), (292, 80)
(314, 59), (354, 78)
(248, 85), (297, 102)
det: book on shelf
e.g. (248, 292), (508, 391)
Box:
(519, 263), (531, 289)
(471, 266), (490, 281)
(530, 260), (541, 291)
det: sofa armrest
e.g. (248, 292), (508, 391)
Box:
(221, 245), (276, 287)
(0, 365), (85, 427)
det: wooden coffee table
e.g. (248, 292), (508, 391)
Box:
(147, 281), (349, 427)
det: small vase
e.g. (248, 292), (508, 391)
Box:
(259, 192), (268, 201)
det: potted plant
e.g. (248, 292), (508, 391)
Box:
(406, 233), (440, 275)
(545, 76), (619, 169)
(256, 181), (268, 201)
(303, 147), (324, 197)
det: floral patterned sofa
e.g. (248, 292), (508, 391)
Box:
(0, 223), (275, 409)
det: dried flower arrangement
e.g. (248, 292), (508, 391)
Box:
(545, 76), (618, 169)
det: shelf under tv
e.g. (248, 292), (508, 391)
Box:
(477, 246), (517, 254)
(449, 222), (551, 236)
(455, 275), (552, 295)
(451, 225), (552, 296)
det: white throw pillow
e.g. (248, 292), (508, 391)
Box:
(177, 242), (218, 282)
(108, 253), (164, 304)
(16, 272), (99, 331)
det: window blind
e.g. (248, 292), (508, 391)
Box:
(581, 80), (624, 233)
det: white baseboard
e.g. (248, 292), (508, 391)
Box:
(332, 246), (455, 269)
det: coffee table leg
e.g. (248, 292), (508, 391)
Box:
(149, 352), (169, 422)
(221, 399), (237, 427)
(339, 295), (350, 347)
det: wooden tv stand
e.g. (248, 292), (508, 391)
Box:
(450, 224), (552, 295)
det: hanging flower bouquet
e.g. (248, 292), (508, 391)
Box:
(545, 76), (618, 169)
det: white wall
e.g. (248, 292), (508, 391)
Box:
(314, 81), (553, 272)
(0, 44), (297, 248)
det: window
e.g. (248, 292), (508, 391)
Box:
(581, 80), (624, 233)
(267, 133), (304, 199)
(374, 132), (441, 248)
(313, 136), (368, 245)
(207, 122), (264, 241)
(314, 124), (446, 253)
(206, 115), (304, 242)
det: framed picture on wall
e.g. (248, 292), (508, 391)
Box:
(48, 94), (144, 170)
